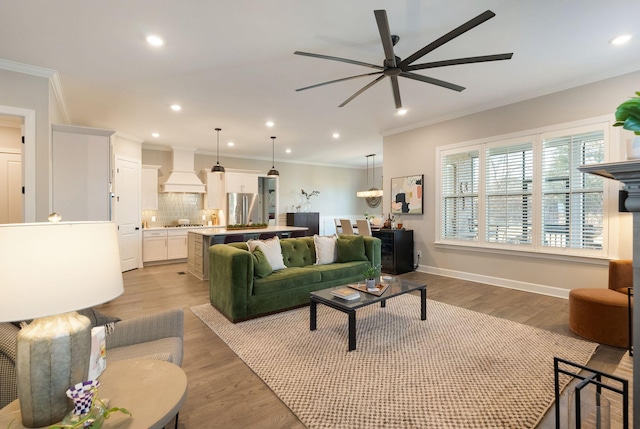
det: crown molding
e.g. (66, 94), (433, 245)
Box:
(0, 59), (71, 124)
(114, 130), (144, 143)
(0, 58), (56, 77)
(49, 72), (70, 124)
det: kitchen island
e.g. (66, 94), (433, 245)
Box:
(187, 225), (308, 280)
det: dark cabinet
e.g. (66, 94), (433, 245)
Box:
(286, 212), (319, 236)
(372, 229), (414, 275)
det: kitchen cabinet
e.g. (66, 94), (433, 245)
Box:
(167, 229), (188, 259)
(52, 124), (114, 221)
(199, 170), (224, 209)
(286, 212), (319, 236)
(142, 230), (167, 262)
(372, 229), (414, 275)
(143, 229), (188, 263)
(188, 232), (206, 280)
(225, 172), (258, 194)
(141, 165), (160, 210)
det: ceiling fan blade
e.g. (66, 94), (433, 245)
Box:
(406, 53), (513, 71)
(295, 71), (384, 92)
(390, 76), (402, 109)
(294, 51), (383, 70)
(339, 75), (386, 107)
(374, 10), (396, 67)
(400, 72), (465, 92)
(399, 10), (496, 68)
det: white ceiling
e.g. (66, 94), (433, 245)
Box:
(1, 0), (639, 167)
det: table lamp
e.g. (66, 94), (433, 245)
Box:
(0, 221), (124, 427)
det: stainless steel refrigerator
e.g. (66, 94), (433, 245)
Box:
(227, 193), (260, 225)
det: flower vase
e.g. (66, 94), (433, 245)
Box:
(303, 200), (312, 212)
(61, 380), (106, 429)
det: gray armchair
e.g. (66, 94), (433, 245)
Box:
(0, 308), (184, 409)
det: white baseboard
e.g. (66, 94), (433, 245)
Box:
(416, 264), (570, 299)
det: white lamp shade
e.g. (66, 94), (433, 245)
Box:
(0, 221), (124, 322)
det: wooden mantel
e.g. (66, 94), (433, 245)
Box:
(579, 160), (640, 427)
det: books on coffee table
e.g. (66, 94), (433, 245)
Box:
(331, 287), (361, 300)
(347, 282), (389, 296)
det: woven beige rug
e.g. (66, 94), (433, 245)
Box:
(191, 295), (597, 428)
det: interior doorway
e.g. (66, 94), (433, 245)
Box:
(0, 106), (36, 222)
(0, 115), (23, 223)
(258, 176), (278, 226)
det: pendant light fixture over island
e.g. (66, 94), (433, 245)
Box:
(211, 127), (225, 174)
(267, 136), (279, 177)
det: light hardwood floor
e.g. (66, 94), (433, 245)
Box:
(97, 263), (626, 428)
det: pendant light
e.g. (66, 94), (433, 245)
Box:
(357, 154), (383, 198)
(211, 127), (225, 174)
(267, 136), (279, 177)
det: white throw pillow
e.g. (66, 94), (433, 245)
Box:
(314, 234), (338, 265)
(247, 236), (286, 271)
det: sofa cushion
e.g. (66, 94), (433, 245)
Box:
(251, 247), (273, 278)
(253, 267), (322, 295)
(314, 234), (338, 265)
(312, 261), (370, 282)
(247, 236), (286, 271)
(336, 235), (368, 263)
(281, 237), (315, 267)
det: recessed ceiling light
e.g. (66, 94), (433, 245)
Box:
(332, 133), (340, 139)
(397, 108), (408, 116)
(609, 34), (632, 45)
(151, 132), (160, 138)
(146, 35), (164, 47)
(286, 149), (292, 154)
(170, 104), (182, 111)
(266, 121), (274, 127)
(227, 142), (234, 147)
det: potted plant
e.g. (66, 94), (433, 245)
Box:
(613, 91), (640, 135)
(363, 263), (381, 290)
(614, 92), (640, 158)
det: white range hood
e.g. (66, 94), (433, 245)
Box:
(160, 146), (206, 193)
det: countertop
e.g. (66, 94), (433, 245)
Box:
(143, 225), (225, 231)
(188, 225), (308, 236)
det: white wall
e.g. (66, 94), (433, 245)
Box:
(384, 70), (640, 296)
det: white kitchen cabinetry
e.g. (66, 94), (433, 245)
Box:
(142, 230), (167, 262)
(141, 165), (161, 210)
(167, 229), (188, 259)
(187, 232), (205, 279)
(225, 172), (258, 194)
(143, 229), (189, 263)
(199, 170), (224, 209)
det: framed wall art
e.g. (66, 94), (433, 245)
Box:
(391, 174), (423, 215)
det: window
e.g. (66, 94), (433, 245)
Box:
(485, 141), (533, 245)
(541, 130), (605, 250)
(441, 150), (479, 241)
(438, 122), (608, 256)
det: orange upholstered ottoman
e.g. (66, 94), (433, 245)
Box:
(568, 288), (630, 348)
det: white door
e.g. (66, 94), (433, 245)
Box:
(0, 152), (22, 223)
(115, 156), (141, 271)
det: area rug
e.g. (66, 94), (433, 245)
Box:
(191, 295), (598, 428)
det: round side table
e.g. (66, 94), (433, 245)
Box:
(0, 359), (187, 429)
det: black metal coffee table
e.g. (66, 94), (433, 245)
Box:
(309, 278), (426, 351)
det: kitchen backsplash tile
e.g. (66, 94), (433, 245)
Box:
(142, 193), (219, 227)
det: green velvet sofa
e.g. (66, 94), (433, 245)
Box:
(208, 235), (381, 322)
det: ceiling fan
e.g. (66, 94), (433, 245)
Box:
(294, 9), (513, 109)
